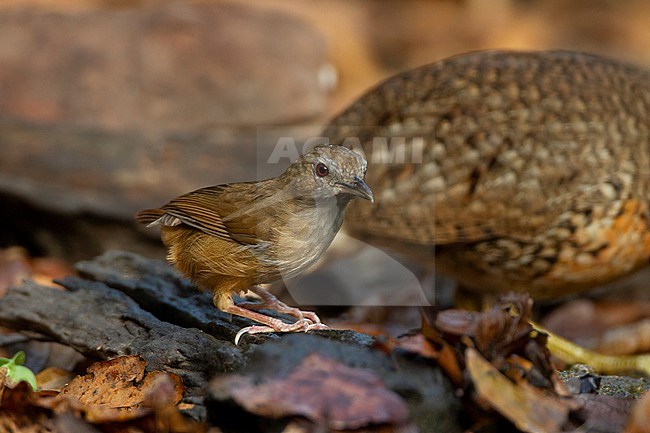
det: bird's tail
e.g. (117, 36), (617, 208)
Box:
(135, 208), (165, 225)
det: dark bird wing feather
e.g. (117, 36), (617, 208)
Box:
(137, 183), (275, 246)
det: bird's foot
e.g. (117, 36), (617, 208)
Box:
(225, 302), (329, 345)
(234, 320), (328, 345)
(241, 286), (324, 324)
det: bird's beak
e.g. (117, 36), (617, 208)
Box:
(338, 177), (374, 203)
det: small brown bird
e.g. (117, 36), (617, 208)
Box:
(324, 50), (650, 302)
(136, 145), (373, 343)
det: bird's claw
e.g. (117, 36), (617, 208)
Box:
(299, 310), (322, 325)
(235, 319), (329, 345)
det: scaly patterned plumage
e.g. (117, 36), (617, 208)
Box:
(323, 50), (650, 299)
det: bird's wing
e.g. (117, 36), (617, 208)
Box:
(149, 184), (268, 246)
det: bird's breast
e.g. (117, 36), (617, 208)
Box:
(264, 197), (346, 281)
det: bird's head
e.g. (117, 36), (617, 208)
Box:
(282, 145), (374, 203)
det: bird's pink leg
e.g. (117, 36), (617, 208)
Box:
(239, 285), (325, 325)
(228, 286), (328, 344)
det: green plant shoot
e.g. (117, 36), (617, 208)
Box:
(0, 351), (37, 391)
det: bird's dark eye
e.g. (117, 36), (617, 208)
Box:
(315, 162), (329, 177)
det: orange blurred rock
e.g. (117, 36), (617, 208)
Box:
(0, 1), (328, 131)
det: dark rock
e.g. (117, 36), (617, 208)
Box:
(0, 278), (243, 394)
(74, 250), (371, 346)
(572, 394), (635, 433)
(75, 250), (246, 340)
(560, 365), (650, 399)
(0, 250), (462, 429)
(0, 251), (376, 383)
(0, 277), (244, 395)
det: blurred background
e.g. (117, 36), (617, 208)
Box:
(0, 0), (649, 317)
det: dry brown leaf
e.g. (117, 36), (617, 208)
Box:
(57, 355), (183, 423)
(0, 411), (53, 433)
(433, 293), (557, 391)
(626, 388), (650, 433)
(420, 307), (465, 387)
(435, 294), (535, 358)
(0, 359), (203, 433)
(432, 309), (476, 337)
(0, 380), (64, 432)
(466, 348), (571, 433)
(143, 374), (205, 433)
(211, 352), (411, 430)
(0, 368), (5, 402)
(1, 378), (36, 409)
(36, 367), (75, 392)
(394, 333), (438, 360)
